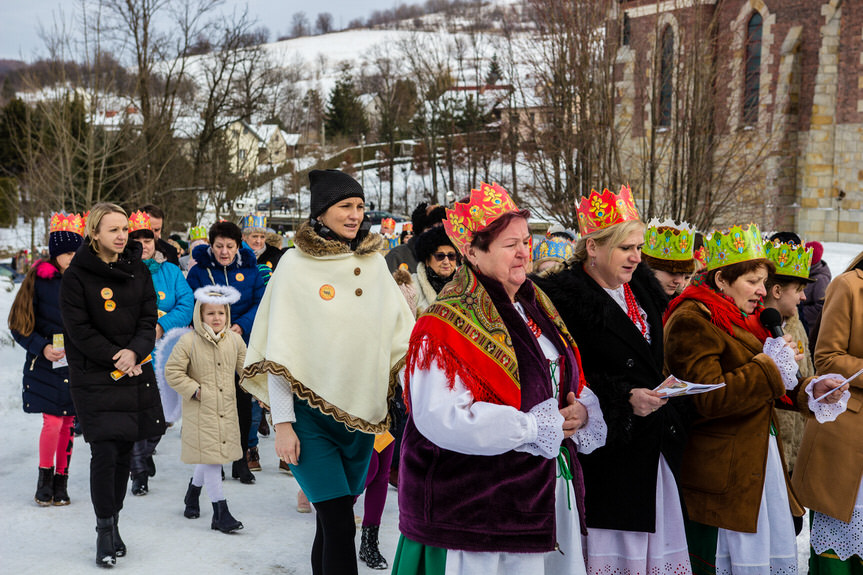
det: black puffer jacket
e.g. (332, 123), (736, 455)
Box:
(532, 261), (690, 532)
(60, 241), (165, 443)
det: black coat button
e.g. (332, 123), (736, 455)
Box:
(626, 358), (635, 368)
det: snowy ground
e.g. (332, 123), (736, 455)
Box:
(1, 241), (858, 572)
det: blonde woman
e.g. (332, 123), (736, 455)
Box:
(60, 203), (164, 567)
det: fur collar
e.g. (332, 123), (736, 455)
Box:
(293, 222), (383, 257)
(415, 262), (440, 306)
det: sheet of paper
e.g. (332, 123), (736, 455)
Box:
(653, 375), (726, 398)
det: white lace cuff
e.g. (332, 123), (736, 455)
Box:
(805, 374), (850, 423)
(514, 398), (564, 459)
(763, 337), (799, 390)
(268, 372), (296, 424)
(573, 387), (607, 454)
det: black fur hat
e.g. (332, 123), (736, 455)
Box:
(309, 170), (364, 219)
(415, 225), (456, 264)
(410, 202), (448, 237)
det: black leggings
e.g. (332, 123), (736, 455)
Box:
(310, 495), (357, 575)
(89, 440), (133, 519)
(235, 379), (252, 454)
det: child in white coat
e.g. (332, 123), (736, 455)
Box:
(165, 285), (246, 533)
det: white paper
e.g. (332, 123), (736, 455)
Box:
(653, 375), (725, 398)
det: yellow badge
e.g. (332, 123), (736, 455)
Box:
(100, 287), (113, 300)
(235, 273), (245, 282)
(158, 291), (166, 300)
(398, 263), (409, 271)
(104, 300), (116, 312)
(797, 341), (805, 355)
(319, 284), (335, 300)
(266, 261), (273, 268)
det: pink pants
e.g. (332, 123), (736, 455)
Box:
(39, 414), (75, 475)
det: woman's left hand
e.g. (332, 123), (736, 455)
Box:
(230, 324), (243, 335)
(560, 391), (588, 438)
(812, 377), (848, 404)
(112, 349), (137, 374)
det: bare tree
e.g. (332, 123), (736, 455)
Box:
(315, 12), (333, 35)
(291, 12), (310, 38)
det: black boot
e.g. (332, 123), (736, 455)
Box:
(231, 458), (255, 484)
(359, 525), (388, 570)
(35, 466), (54, 506)
(183, 479), (201, 519)
(95, 516), (116, 567)
(145, 455), (156, 477)
(258, 412), (270, 437)
(52, 473), (70, 505)
(113, 513), (126, 557)
(130, 472), (148, 496)
(210, 500), (243, 533)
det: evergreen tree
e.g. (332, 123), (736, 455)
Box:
(485, 54), (503, 85)
(324, 70), (368, 141)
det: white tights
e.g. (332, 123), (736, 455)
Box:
(191, 463), (224, 502)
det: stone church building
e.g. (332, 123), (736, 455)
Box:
(615, 0), (861, 241)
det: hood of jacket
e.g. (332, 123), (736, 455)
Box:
(191, 243), (257, 271)
(70, 240), (143, 281)
(35, 260), (61, 280)
(191, 295), (233, 344)
(293, 221), (383, 258)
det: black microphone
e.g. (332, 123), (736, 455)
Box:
(759, 308), (803, 382)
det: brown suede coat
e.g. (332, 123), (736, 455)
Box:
(793, 269), (863, 522)
(664, 299), (806, 533)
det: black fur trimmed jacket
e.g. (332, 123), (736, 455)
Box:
(532, 261), (689, 532)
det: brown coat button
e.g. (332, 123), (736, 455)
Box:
(355, 288), (363, 296)
(354, 267), (361, 276)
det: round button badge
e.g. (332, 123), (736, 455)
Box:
(104, 300), (116, 312)
(100, 287), (113, 300)
(319, 284), (335, 301)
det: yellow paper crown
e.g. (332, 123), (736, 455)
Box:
(444, 182), (519, 254)
(189, 226), (208, 242)
(128, 210), (152, 233)
(49, 212), (85, 236)
(576, 185), (640, 235)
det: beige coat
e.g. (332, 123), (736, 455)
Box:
(793, 269), (863, 522)
(774, 315), (814, 472)
(165, 300), (246, 464)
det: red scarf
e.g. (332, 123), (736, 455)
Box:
(664, 283), (771, 342)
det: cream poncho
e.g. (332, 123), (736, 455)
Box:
(240, 223), (415, 433)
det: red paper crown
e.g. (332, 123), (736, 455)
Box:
(49, 212), (85, 236)
(576, 184), (640, 235)
(380, 218), (396, 234)
(444, 182), (519, 254)
(128, 210), (152, 233)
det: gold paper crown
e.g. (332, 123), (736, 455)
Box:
(189, 226), (208, 242)
(705, 223), (765, 271)
(576, 185), (640, 235)
(128, 210), (152, 233)
(444, 182), (519, 254)
(49, 212), (85, 236)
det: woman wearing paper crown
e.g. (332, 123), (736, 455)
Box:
(8, 212), (84, 507)
(532, 185), (691, 575)
(60, 203), (166, 567)
(663, 224), (848, 575)
(532, 233), (576, 273)
(392, 182), (606, 575)
(641, 219), (697, 300)
(240, 169), (414, 575)
(125, 210), (194, 497)
(793, 249), (863, 573)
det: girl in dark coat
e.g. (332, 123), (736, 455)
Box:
(60, 203), (165, 568)
(8, 212), (84, 506)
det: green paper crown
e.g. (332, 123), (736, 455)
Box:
(764, 240), (813, 281)
(189, 226), (207, 241)
(642, 218), (695, 262)
(705, 223), (765, 271)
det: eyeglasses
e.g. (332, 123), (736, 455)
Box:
(432, 252), (458, 262)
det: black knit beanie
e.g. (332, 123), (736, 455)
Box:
(49, 230), (83, 258)
(309, 170), (364, 220)
(415, 225), (455, 264)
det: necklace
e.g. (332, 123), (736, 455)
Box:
(623, 283), (648, 337)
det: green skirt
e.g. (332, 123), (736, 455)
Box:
(810, 548), (863, 575)
(391, 535), (448, 575)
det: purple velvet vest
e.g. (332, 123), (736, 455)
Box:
(397, 272), (583, 553)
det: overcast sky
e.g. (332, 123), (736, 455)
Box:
(1, 0), (399, 61)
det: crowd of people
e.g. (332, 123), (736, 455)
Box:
(7, 172), (863, 575)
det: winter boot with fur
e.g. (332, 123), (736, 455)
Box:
(246, 447), (261, 472)
(130, 471), (148, 495)
(95, 516), (116, 567)
(183, 479), (201, 519)
(35, 466), (54, 506)
(359, 525), (388, 570)
(52, 473), (70, 505)
(113, 513), (126, 557)
(211, 500), (243, 533)
(231, 458), (255, 484)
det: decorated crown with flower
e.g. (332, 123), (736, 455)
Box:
(705, 223), (765, 271)
(380, 218), (397, 235)
(49, 212), (85, 236)
(532, 235), (575, 265)
(576, 185), (640, 235)
(189, 226), (208, 242)
(642, 218), (695, 262)
(764, 240), (814, 282)
(242, 213), (267, 231)
(128, 210), (152, 233)
(444, 182), (519, 254)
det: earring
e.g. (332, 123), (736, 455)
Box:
(591, 257), (596, 268)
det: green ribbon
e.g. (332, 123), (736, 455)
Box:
(556, 445), (574, 510)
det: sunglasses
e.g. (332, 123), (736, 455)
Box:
(432, 252), (458, 262)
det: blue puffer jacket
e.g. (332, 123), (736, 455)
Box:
(186, 244), (265, 343)
(12, 261), (75, 416)
(146, 259), (194, 334)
